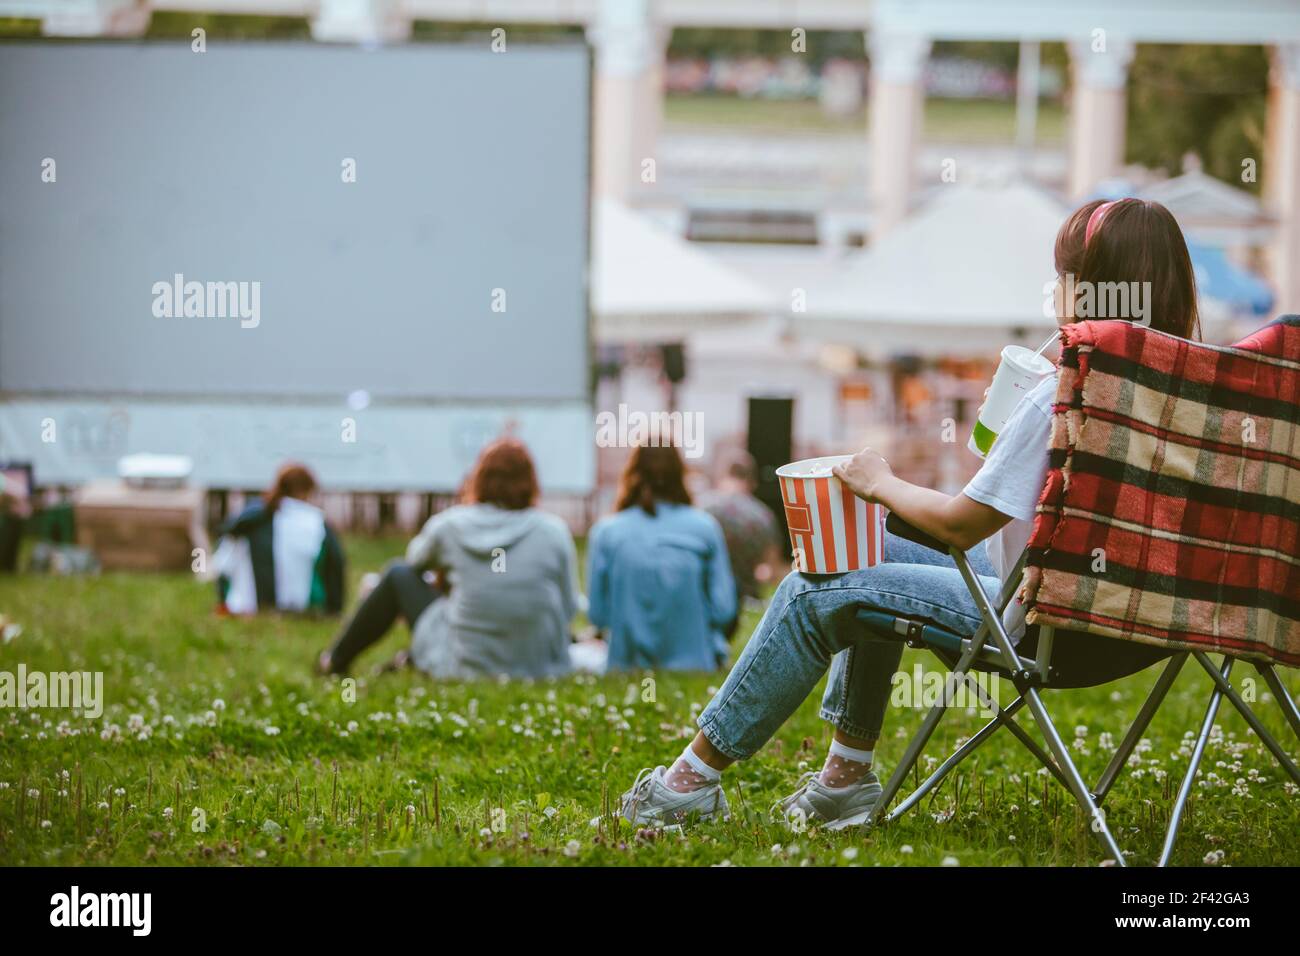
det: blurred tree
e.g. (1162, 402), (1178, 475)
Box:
(410, 20), (580, 42)
(146, 12), (311, 39)
(0, 17), (39, 36)
(1125, 44), (1269, 192)
(668, 28), (863, 66)
(932, 40), (1019, 71)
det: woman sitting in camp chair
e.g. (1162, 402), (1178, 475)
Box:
(617, 198), (1203, 829)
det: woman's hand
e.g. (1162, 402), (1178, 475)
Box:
(832, 447), (894, 502)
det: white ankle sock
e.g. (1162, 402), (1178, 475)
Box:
(829, 739), (874, 765)
(663, 742), (721, 793)
(820, 739), (874, 788)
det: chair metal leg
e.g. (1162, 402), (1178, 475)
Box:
(1021, 684), (1127, 865)
(1092, 653), (1188, 804)
(1192, 652), (1300, 786)
(1159, 656), (1231, 867)
(886, 694), (1027, 822)
(951, 555), (1127, 864)
(959, 676), (1070, 787)
(1256, 663), (1300, 740)
(871, 696), (953, 826)
(869, 631), (991, 825)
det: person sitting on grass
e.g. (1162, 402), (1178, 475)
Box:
(214, 462), (345, 616)
(696, 449), (783, 641)
(318, 437), (584, 679)
(587, 444), (736, 671)
(616, 198), (1202, 828)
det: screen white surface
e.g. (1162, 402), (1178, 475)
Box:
(0, 41), (594, 492)
(0, 41), (590, 401)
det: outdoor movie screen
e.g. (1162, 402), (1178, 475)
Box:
(0, 41), (590, 403)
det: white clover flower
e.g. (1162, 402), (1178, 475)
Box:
(941, 855), (960, 866)
(900, 844), (914, 854)
(841, 847), (859, 861)
(264, 726), (280, 736)
(212, 698), (226, 711)
(563, 839), (581, 858)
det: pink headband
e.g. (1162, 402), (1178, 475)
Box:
(1084, 200), (1117, 246)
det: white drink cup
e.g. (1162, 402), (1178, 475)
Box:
(968, 345), (1055, 458)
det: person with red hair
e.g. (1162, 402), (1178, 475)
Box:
(319, 438), (583, 678)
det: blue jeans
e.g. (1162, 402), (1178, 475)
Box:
(696, 530), (998, 760)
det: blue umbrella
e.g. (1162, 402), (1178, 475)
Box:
(1186, 239), (1274, 317)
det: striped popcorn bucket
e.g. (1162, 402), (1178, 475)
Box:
(776, 455), (887, 574)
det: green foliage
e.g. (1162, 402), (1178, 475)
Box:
(669, 27), (864, 66)
(1126, 44), (1269, 191)
(0, 17), (41, 37)
(146, 12), (312, 40)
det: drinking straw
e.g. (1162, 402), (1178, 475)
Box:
(1034, 330), (1059, 357)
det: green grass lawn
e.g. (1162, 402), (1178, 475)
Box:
(664, 93), (1067, 144)
(1, 535), (1295, 867)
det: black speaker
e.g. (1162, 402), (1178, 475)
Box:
(747, 396), (794, 541)
(661, 343), (687, 384)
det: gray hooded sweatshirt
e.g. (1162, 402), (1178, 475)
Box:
(405, 504), (583, 679)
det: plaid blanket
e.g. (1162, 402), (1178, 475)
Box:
(1024, 316), (1300, 667)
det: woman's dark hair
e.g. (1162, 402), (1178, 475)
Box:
(464, 438), (539, 511)
(1056, 197), (1200, 341)
(1053, 198), (1106, 280)
(266, 462), (318, 513)
(615, 445), (691, 516)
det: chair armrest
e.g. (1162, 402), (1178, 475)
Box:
(885, 512), (953, 555)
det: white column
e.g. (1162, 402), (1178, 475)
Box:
(1067, 37), (1135, 199)
(43, 0), (150, 36)
(587, 0), (667, 203)
(311, 0), (411, 45)
(1266, 43), (1300, 315)
(867, 30), (931, 237)
(1015, 40), (1041, 159)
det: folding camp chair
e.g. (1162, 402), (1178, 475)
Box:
(857, 513), (1175, 866)
(861, 514), (1300, 866)
(861, 316), (1300, 866)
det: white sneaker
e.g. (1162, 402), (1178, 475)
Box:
(773, 770), (882, 831)
(618, 766), (731, 826)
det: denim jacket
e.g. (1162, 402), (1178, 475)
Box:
(587, 502), (736, 671)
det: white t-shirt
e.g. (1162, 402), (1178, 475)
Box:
(961, 373), (1057, 639)
(271, 497), (327, 611)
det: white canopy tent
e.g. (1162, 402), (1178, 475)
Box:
(800, 181), (1069, 357)
(1138, 167), (1276, 247)
(591, 198), (776, 343)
